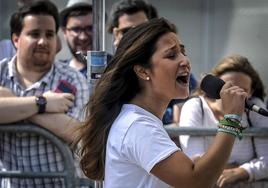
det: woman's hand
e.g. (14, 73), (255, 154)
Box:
(216, 167), (249, 187)
(220, 82), (248, 116)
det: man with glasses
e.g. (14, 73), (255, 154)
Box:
(60, 0), (92, 76)
(107, 0), (154, 48)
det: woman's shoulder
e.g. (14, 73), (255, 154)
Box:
(250, 97), (266, 108)
(182, 96), (204, 110)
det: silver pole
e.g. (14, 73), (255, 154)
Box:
(92, 1), (105, 187)
(92, 0), (105, 51)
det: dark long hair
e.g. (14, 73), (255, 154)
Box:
(77, 18), (176, 180)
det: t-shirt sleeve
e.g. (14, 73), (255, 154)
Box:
(179, 97), (206, 158)
(122, 117), (179, 173)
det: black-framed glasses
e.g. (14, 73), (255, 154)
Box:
(66, 26), (93, 36)
(118, 26), (132, 35)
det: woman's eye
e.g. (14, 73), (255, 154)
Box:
(167, 52), (178, 59)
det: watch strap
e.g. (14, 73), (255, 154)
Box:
(36, 95), (47, 114)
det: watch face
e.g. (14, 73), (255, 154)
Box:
(37, 96), (47, 105)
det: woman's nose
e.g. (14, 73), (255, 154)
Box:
(179, 54), (191, 70)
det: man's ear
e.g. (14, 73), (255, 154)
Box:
(133, 64), (149, 81)
(61, 27), (68, 40)
(12, 33), (19, 49)
(113, 27), (121, 47)
(112, 27), (119, 37)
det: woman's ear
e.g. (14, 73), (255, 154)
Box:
(133, 65), (150, 81)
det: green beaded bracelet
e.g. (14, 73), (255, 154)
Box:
(219, 119), (241, 128)
(218, 125), (243, 140)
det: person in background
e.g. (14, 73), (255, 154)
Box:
(107, 0), (198, 125)
(0, 0), (62, 62)
(60, 0), (93, 76)
(76, 18), (247, 188)
(0, 39), (16, 61)
(0, 1), (89, 187)
(180, 55), (268, 187)
(107, 0), (153, 48)
(0, 36), (62, 61)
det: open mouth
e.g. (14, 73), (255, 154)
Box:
(176, 75), (189, 84)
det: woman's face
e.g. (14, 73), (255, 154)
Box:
(146, 32), (191, 100)
(220, 71), (252, 97)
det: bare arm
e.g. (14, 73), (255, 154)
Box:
(0, 87), (39, 123)
(0, 96), (38, 123)
(0, 88), (74, 124)
(151, 82), (248, 188)
(152, 133), (235, 188)
(29, 113), (80, 143)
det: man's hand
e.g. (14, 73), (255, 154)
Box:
(43, 91), (75, 113)
(216, 167), (249, 187)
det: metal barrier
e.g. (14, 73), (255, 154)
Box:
(165, 125), (268, 137)
(1, 124), (267, 188)
(165, 125), (268, 188)
(0, 123), (94, 188)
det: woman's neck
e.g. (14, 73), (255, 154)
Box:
(130, 93), (169, 120)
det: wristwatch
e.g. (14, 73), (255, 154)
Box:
(35, 95), (47, 114)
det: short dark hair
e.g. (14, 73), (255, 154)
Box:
(60, 5), (92, 27)
(107, 0), (156, 33)
(10, 0), (59, 37)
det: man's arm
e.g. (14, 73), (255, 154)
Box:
(0, 86), (39, 123)
(0, 87), (75, 124)
(0, 96), (39, 123)
(29, 113), (80, 143)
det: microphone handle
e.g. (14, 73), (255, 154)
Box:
(246, 100), (268, 117)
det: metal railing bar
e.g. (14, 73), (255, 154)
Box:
(0, 171), (67, 178)
(0, 124), (76, 188)
(165, 126), (268, 137)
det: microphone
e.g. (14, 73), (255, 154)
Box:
(200, 74), (268, 116)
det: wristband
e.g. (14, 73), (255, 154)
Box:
(224, 114), (242, 122)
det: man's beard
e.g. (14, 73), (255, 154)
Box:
(67, 42), (88, 65)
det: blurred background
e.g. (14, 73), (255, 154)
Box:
(1, 0), (268, 97)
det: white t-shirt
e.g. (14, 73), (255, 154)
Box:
(104, 104), (180, 188)
(180, 96), (268, 181)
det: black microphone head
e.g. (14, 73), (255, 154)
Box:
(200, 74), (225, 99)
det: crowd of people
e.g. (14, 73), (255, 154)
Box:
(0, 0), (267, 188)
